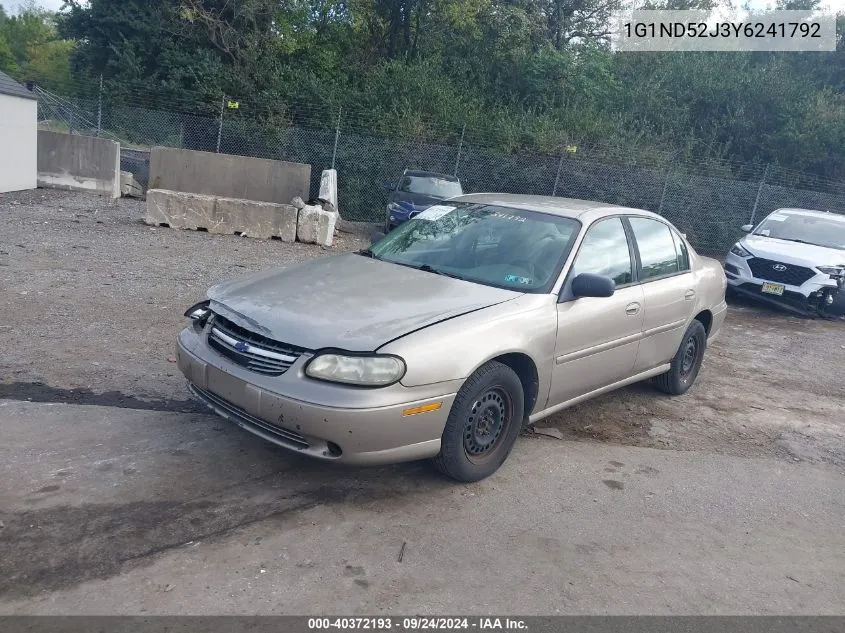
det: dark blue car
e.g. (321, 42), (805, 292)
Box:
(383, 170), (463, 231)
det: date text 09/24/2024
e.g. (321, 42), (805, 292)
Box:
(308, 618), (528, 630)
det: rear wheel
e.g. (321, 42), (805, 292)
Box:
(433, 361), (524, 482)
(652, 320), (707, 396)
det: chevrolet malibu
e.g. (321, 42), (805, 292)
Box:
(178, 194), (728, 482)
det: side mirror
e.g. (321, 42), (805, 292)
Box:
(741, 224), (753, 233)
(382, 181), (395, 191)
(370, 231), (385, 245)
(572, 273), (616, 298)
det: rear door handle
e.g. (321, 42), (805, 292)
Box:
(684, 290), (696, 301)
(625, 302), (641, 315)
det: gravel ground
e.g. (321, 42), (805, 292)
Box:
(1, 189), (844, 467)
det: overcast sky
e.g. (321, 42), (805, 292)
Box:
(3, 0), (65, 12)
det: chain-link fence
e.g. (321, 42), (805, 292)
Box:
(34, 85), (845, 257)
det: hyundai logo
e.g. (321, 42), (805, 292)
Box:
(772, 264), (788, 272)
(234, 341), (249, 352)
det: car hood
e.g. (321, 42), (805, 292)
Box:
(743, 235), (845, 266)
(207, 253), (521, 351)
(390, 191), (451, 209)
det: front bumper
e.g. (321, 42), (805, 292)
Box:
(177, 327), (457, 465)
(724, 252), (842, 316)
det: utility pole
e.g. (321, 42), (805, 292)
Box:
(657, 169), (671, 216)
(454, 123), (466, 177)
(216, 96), (225, 153)
(552, 152), (565, 196)
(96, 74), (103, 137)
(331, 107), (342, 170)
(749, 164), (771, 225)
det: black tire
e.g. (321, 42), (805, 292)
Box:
(433, 361), (525, 482)
(652, 320), (707, 396)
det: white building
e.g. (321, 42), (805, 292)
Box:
(0, 70), (38, 193)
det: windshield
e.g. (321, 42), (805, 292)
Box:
(754, 211), (845, 251)
(398, 175), (463, 198)
(369, 203), (580, 292)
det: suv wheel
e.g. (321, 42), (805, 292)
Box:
(433, 361), (524, 482)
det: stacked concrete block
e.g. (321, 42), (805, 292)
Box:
(145, 189), (297, 242)
(296, 203), (337, 247)
(318, 169), (338, 213)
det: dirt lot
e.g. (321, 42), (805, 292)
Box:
(2, 189), (843, 467)
(1, 190), (844, 615)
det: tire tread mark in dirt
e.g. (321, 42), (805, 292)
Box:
(0, 475), (435, 600)
(0, 382), (205, 413)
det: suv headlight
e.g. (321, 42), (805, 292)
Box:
(729, 243), (752, 258)
(305, 353), (406, 387)
(816, 266), (845, 284)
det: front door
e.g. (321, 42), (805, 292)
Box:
(550, 217), (644, 406)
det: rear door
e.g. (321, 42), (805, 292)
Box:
(550, 217), (645, 405)
(627, 217), (696, 372)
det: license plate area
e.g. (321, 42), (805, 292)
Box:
(761, 282), (785, 296)
(206, 364), (247, 405)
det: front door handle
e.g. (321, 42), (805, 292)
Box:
(684, 290), (696, 301)
(625, 302), (641, 316)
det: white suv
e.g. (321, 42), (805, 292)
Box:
(724, 208), (845, 318)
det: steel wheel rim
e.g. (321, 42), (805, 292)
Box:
(680, 336), (699, 379)
(463, 386), (512, 464)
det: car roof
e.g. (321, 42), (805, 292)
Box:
(450, 193), (663, 223)
(770, 208), (845, 222)
(402, 170), (460, 181)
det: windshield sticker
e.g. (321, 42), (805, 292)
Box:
(490, 212), (526, 223)
(768, 214), (787, 221)
(415, 205), (456, 221)
(505, 274), (533, 285)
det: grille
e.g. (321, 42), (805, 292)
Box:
(747, 258), (816, 286)
(190, 384), (309, 449)
(208, 314), (307, 376)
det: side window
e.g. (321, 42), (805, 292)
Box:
(571, 218), (633, 286)
(671, 229), (690, 271)
(629, 217), (680, 281)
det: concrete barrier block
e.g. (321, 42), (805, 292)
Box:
(215, 197), (297, 241)
(149, 147), (310, 205)
(145, 189), (217, 230)
(297, 204), (337, 247)
(37, 131), (121, 198)
(319, 169), (338, 214)
(120, 171), (143, 198)
(145, 189), (298, 241)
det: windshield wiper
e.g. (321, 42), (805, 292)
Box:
(358, 248), (381, 260)
(386, 260), (465, 280)
(417, 264), (465, 280)
(768, 237), (818, 246)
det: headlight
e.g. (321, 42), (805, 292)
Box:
(817, 266), (844, 277)
(184, 300), (211, 326)
(387, 202), (412, 216)
(305, 353), (406, 387)
(729, 243), (751, 258)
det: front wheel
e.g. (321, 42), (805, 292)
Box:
(651, 320), (707, 396)
(433, 361), (524, 482)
